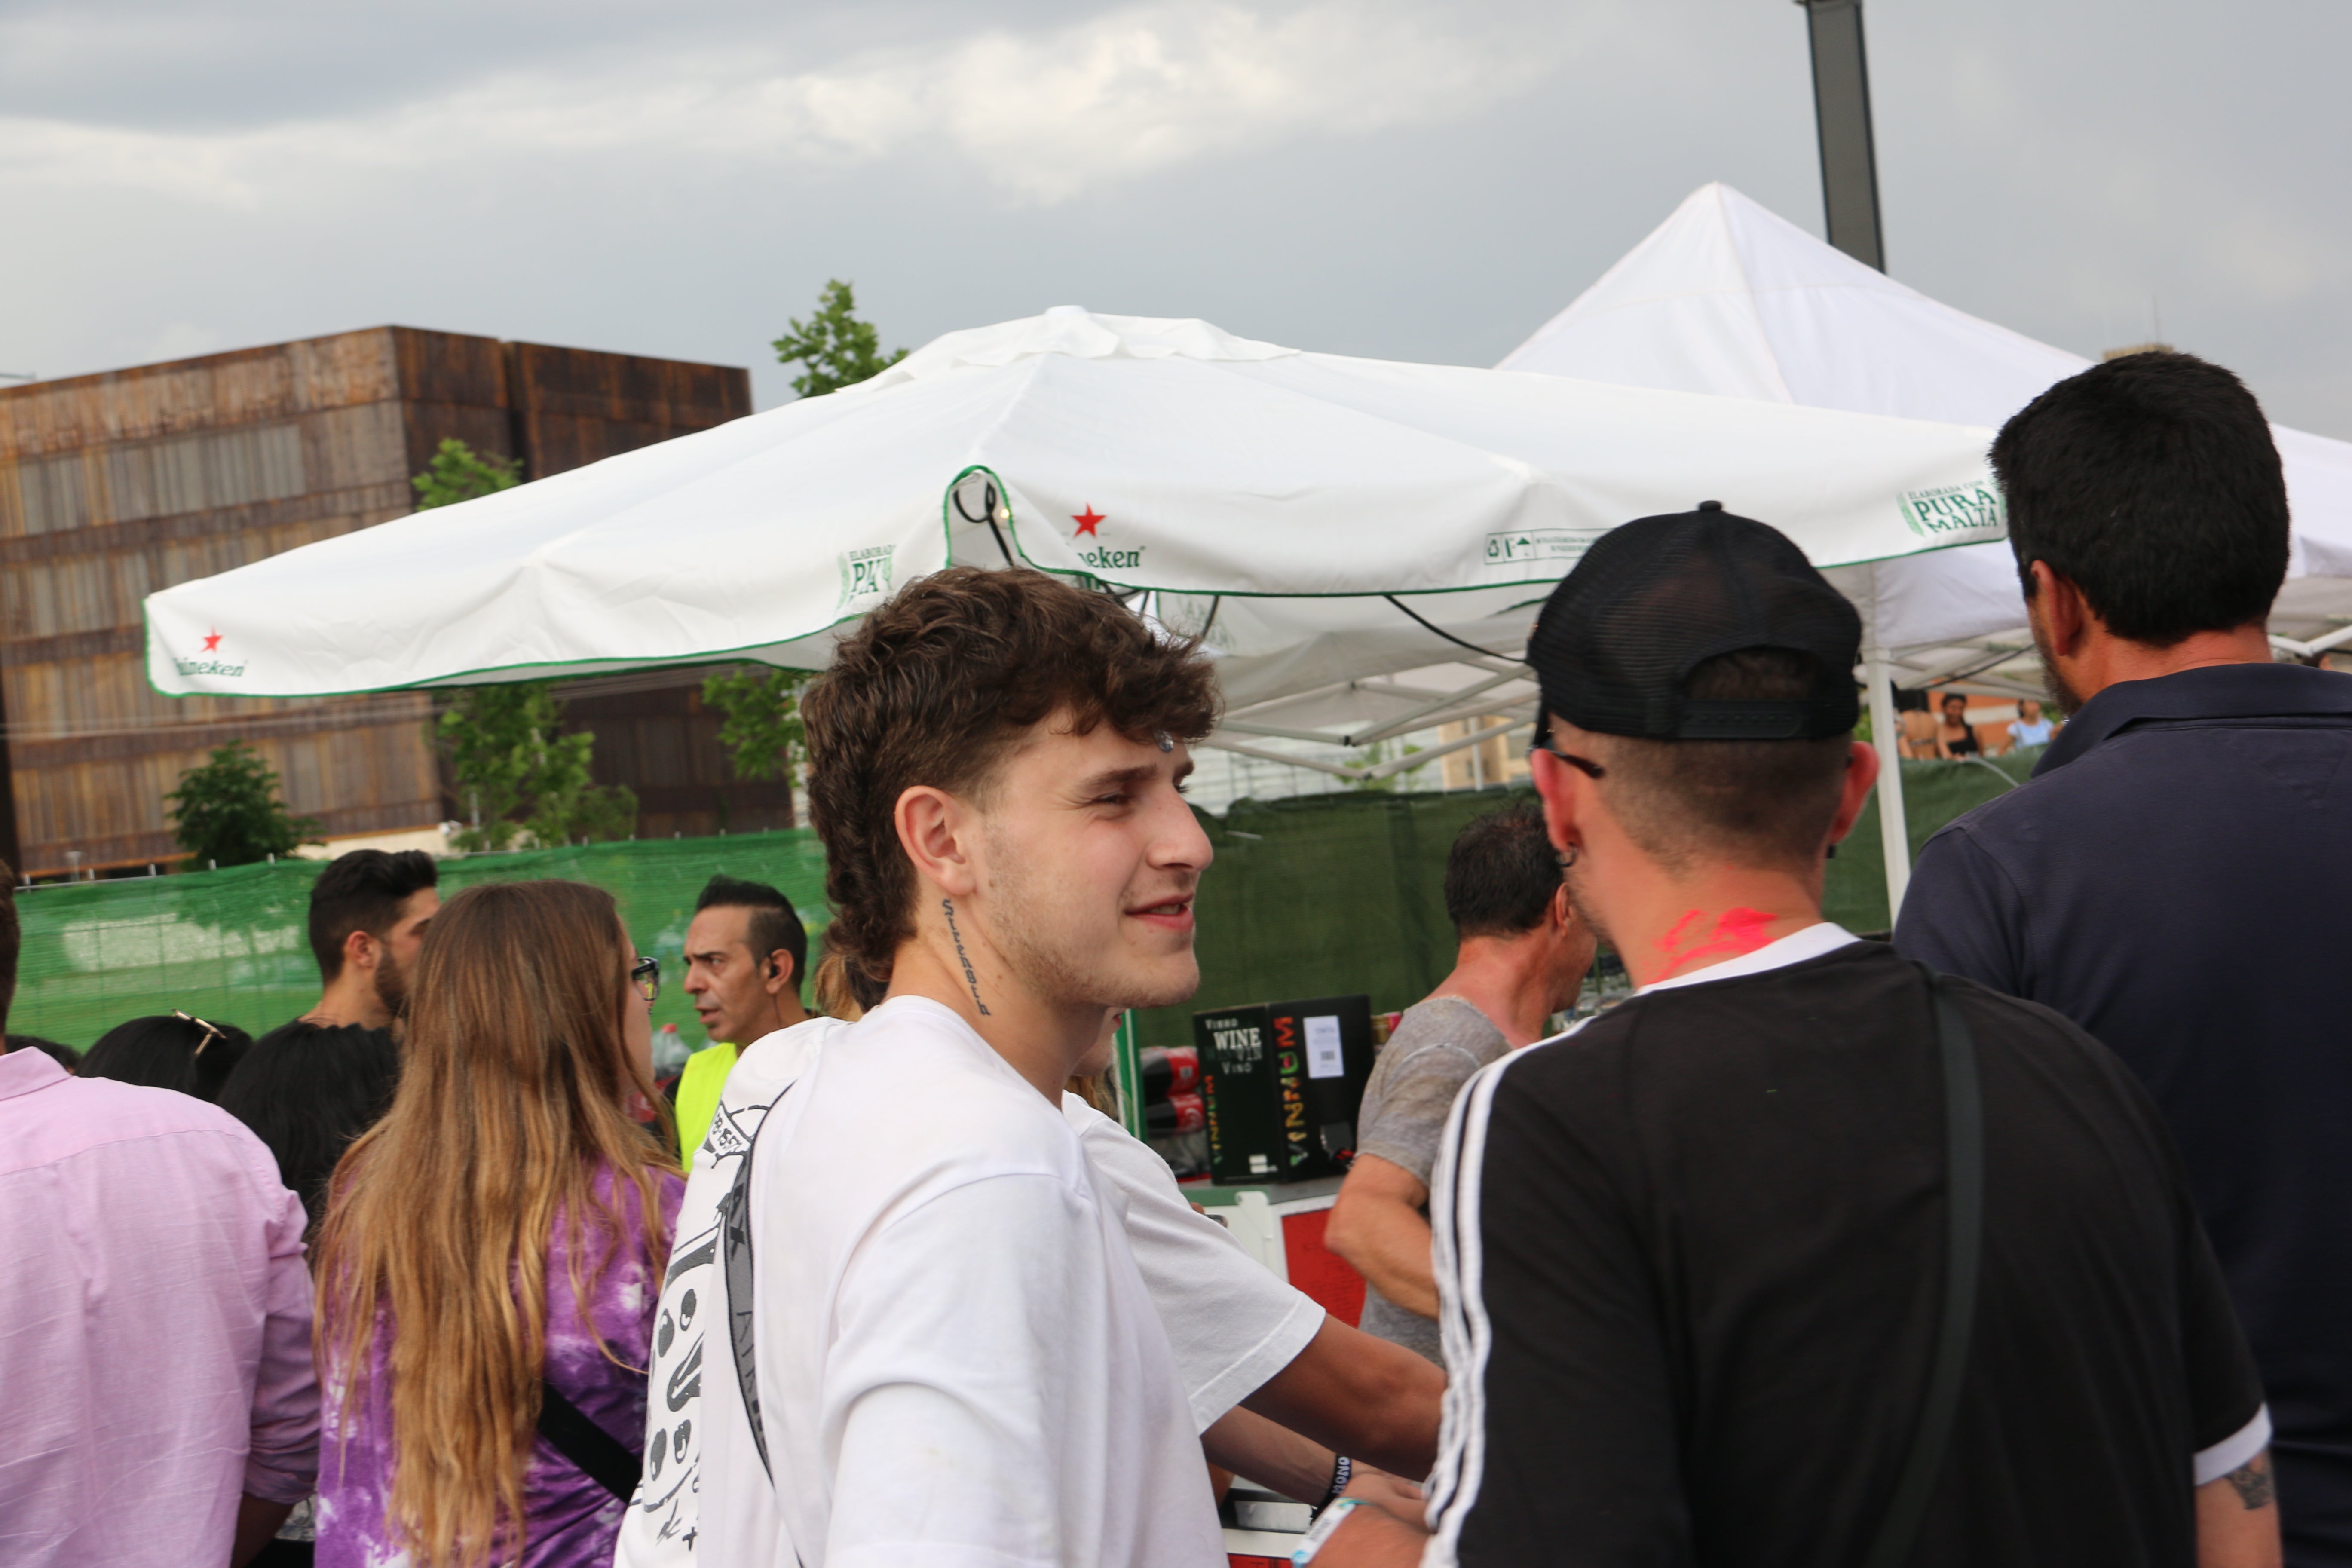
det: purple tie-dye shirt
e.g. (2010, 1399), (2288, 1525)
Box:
(318, 1161), (684, 1568)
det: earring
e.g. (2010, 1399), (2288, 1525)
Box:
(1556, 848), (1578, 869)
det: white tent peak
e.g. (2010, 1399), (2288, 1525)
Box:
(1542, 182), (1920, 318)
(1494, 181), (2352, 637)
(865, 305), (1298, 392)
(1499, 182), (2090, 427)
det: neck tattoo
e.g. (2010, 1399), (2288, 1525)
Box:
(941, 898), (992, 1016)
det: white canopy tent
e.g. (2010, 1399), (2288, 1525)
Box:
(149, 307), (2008, 794)
(1501, 182), (2352, 906)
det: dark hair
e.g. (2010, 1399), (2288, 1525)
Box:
(1594, 649), (1852, 874)
(1992, 352), (2288, 646)
(0, 861), (18, 1035)
(695, 875), (809, 989)
(804, 567), (1220, 1011)
(218, 1020), (401, 1237)
(1940, 691), (1967, 708)
(79, 1013), (254, 1102)
(1444, 805), (1563, 940)
(6, 1034), (80, 1069)
(309, 849), (439, 982)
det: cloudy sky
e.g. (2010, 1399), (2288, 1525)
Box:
(5, 0), (2349, 434)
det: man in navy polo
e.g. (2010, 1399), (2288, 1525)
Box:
(1899, 351), (2352, 1566)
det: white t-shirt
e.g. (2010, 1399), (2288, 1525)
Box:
(690, 997), (1224, 1568)
(1060, 1096), (1324, 1430)
(2008, 717), (2055, 747)
(622, 1015), (831, 1564)
(619, 1017), (1321, 1568)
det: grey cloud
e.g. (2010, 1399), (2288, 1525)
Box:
(1869, 0), (2352, 432)
(0, 0), (1102, 130)
(1, 0), (2346, 439)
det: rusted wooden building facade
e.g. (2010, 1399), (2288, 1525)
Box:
(0, 327), (788, 877)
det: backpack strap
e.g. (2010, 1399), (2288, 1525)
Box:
(1861, 965), (1986, 1568)
(536, 1379), (641, 1502)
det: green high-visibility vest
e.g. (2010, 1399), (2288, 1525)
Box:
(674, 1041), (740, 1161)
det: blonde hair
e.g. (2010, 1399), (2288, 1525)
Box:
(812, 946), (865, 1022)
(313, 879), (676, 1566)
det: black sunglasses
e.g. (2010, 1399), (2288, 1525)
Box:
(1529, 735), (1607, 780)
(630, 955), (661, 1003)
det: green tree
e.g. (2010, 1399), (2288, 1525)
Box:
(438, 684), (637, 852)
(413, 439), (632, 849)
(166, 741), (320, 868)
(701, 666), (809, 783)
(411, 438), (521, 510)
(772, 280), (906, 398)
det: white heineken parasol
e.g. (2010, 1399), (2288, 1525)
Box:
(147, 306), (2003, 787)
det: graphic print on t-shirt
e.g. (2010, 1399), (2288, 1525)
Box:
(627, 1084), (797, 1562)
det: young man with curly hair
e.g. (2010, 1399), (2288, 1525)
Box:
(697, 567), (1230, 1568)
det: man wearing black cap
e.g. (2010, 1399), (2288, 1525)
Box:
(1305, 506), (2278, 1568)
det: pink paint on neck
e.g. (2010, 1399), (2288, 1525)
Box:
(1653, 906), (1781, 980)
(1658, 909), (1705, 951)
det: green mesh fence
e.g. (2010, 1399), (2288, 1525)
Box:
(1823, 747), (2042, 935)
(10, 831), (831, 1051)
(11, 754), (2040, 1054)
(1127, 749), (2045, 1048)
(1130, 787), (1535, 1048)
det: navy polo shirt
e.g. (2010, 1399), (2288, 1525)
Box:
(1898, 662), (2352, 1563)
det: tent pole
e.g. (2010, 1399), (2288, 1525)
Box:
(1863, 648), (1910, 918)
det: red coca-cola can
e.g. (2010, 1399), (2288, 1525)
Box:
(1160, 1046), (1199, 1095)
(1146, 1090), (1205, 1135)
(1139, 1045), (1200, 1099)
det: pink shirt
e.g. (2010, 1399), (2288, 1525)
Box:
(0, 1047), (320, 1567)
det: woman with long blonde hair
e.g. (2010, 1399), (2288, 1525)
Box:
(313, 880), (682, 1568)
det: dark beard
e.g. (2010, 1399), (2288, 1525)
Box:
(372, 954), (409, 1020)
(2030, 623), (2086, 716)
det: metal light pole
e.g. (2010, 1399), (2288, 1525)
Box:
(1798, 0), (1908, 913)
(1795, 0), (1886, 271)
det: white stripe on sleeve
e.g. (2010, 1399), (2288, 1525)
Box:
(2194, 1405), (2272, 1488)
(1421, 1049), (1521, 1566)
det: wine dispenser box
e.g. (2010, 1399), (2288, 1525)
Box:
(1194, 994), (1375, 1184)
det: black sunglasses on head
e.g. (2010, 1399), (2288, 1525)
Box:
(172, 1009), (229, 1057)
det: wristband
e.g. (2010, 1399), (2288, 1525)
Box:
(1292, 1498), (1361, 1565)
(1318, 1453), (1352, 1513)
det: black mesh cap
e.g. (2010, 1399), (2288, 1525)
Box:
(1527, 503), (1861, 740)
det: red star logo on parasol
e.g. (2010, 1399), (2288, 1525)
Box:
(1072, 506), (1104, 537)
(201, 629), (223, 652)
